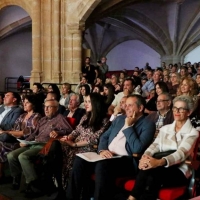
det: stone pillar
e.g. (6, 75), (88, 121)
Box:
(30, 0), (41, 86)
(63, 25), (84, 84)
(52, 0), (62, 83)
(161, 55), (184, 65)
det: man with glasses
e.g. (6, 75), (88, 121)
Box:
(7, 99), (73, 197)
(146, 92), (174, 137)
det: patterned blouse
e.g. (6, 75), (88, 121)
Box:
(61, 114), (110, 189)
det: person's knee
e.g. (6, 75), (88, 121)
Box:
(7, 151), (16, 162)
(18, 153), (28, 163)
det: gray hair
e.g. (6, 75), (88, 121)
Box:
(71, 93), (81, 105)
(173, 95), (194, 112)
(160, 92), (172, 101)
(44, 99), (59, 108)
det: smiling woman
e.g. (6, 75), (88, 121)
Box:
(127, 95), (199, 200)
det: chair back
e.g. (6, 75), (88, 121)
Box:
(66, 117), (76, 129)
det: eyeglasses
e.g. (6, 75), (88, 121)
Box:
(172, 106), (188, 113)
(43, 105), (57, 109)
(155, 99), (169, 103)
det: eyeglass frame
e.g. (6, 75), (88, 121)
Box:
(43, 105), (57, 109)
(172, 106), (189, 113)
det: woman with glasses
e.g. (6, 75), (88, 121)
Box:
(127, 95), (199, 200)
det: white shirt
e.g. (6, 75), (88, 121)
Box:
(0, 106), (12, 124)
(108, 125), (129, 156)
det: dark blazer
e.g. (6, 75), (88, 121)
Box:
(63, 108), (85, 126)
(0, 105), (24, 130)
(146, 110), (174, 127)
(98, 115), (155, 170)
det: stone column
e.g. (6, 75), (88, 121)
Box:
(161, 55), (184, 65)
(63, 25), (84, 85)
(52, 0), (62, 83)
(30, 0), (41, 86)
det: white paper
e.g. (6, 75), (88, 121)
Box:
(17, 139), (45, 145)
(76, 152), (122, 162)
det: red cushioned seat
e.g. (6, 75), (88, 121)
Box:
(124, 180), (187, 200)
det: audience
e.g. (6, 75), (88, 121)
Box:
(60, 93), (110, 189)
(7, 99), (73, 197)
(66, 94), (155, 200)
(0, 95), (42, 186)
(127, 95), (199, 200)
(2, 60), (200, 199)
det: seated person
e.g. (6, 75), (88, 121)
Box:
(145, 81), (169, 115)
(146, 92), (174, 137)
(66, 94), (156, 200)
(0, 92), (24, 131)
(127, 95), (199, 200)
(7, 99), (73, 197)
(0, 95), (41, 182)
(63, 93), (85, 127)
(59, 83), (75, 108)
(50, 93), (110, 190)
(108, 78), (139, 115)
(46, 91), (66, 115)
(109, 96), (127, 121)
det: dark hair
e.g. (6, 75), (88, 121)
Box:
(24, 94), (43, 113)
(47, 91), (61, 102)
(7, 92), (21, 105)
(80, 84), (90, 96)
(155, 81), (169, 94)
(33, 83), (43, 90)
(82, 93), (107, 131)
(127, 94), (146, 112)
(103, 83), (115, 106)
(48, 84), (60, 94)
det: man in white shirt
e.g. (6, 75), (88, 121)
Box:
(0, 92), (23, 131)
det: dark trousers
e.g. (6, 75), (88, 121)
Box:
(130, 166), (188, 200)
(41, 140), (63, 192)
(66, 155), (138, 200)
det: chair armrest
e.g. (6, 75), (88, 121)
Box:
(185, 160), (200, 170)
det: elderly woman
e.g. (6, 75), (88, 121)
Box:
(127, 95), (199, 200)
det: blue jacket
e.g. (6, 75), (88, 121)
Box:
(98, 115), (155, 170)
(0, 105), (24, 131)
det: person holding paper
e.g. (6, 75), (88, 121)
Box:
(0, 95), (41, 183)
(52, 93), (110, 190)
(66, 94), (156, 200)
(7, 99), (73, 197)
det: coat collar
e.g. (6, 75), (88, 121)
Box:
(167, 119), (194, 142)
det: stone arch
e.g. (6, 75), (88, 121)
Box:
(0, 16), (31, 39)
(0, 0), (32, 18)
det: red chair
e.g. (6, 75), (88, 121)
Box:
(123, 132), (200, 200)
(66, 117), (76, 129)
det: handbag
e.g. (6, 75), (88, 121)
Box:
(153, 150), (176, 159)
(0, 132), (18, 142)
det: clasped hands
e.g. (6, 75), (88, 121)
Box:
(139, 154), (161, 170)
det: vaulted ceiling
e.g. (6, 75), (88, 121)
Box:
(1, 0), (200, 62)
(84, 0), (200, 61)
